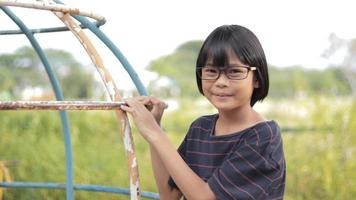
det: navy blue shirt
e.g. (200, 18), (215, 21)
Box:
(169, 114), (286, 200)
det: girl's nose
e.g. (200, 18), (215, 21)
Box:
(214, 73), (229, 87)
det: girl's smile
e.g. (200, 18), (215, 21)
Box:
(212, 92), (233, 98)
(211, 91), (234, 103)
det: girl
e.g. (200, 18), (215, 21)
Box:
(121, 25), (286, 200)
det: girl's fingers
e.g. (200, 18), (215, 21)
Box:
(149, 96), (168, 109)
(125, 97), (150, 107)
(126, 96), (167, 109)
(137, 96), (153, 106)
(121, 97), (167, 119)
(119, 104), (133, 113)
(123, 98), (151, 116)
(122, 98), (140, 112)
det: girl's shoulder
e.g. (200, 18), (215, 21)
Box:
(186, 114), (217, 136)
(188, 114), (218, 129)
(242, 120), (281, 147)
(191, 114), (217, 125)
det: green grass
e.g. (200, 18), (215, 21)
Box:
(1, 96), (355, 199)
(0, 111), (155, 199)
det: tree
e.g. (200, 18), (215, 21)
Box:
(0, 46), (98, 99)
(147, 40), (351, 100)
(45, 48), (97, 99)
(147, 41), (203, 98)
(323, 33), (356, 96)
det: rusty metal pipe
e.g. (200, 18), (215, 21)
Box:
(0, 101), (126, 110)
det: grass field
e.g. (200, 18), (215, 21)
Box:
(1, 96), (355, 199)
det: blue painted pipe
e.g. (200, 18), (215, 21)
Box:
(0, 6), (74, 200)
(0, 182), (160, 199)
(0, 18), (105, 35)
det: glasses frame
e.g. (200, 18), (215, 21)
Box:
(197, 65), (257, 80)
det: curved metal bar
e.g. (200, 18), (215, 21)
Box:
(54, 12), (141, 199)
(0, 182), (160, 199)
(0, 19), (105, 35)
(0, 7), (74, 200)
(0, 0), (106, 35)
(53, 0), (148, 96)
(0, 0), (105, 21)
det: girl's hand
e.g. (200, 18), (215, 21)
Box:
(147, 96), (168, 125)
(120, 96), (168, 142)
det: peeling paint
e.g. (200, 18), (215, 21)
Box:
(90, 54), (96, 63)
(130, 179), (140, 200)
(74, 26), (81, 32)
(50, 11), (141, 199)
(98, 68), (105, 77)
(54, 11), (63, 17)
(124, 124), (133, 153)
(131, 157), (137, 168)
(107, 80), (116, 97)
(0, 0), (105, 21)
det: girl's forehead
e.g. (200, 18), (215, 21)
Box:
(206, 50), (243, 65)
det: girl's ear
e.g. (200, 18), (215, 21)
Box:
(253, 78), (260, 88)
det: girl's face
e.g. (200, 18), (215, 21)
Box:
(202, 51), (256, 112)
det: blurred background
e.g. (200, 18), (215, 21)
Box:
(0, 0), (355, 199)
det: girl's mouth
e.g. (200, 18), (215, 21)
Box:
(213, 93), (233, 97)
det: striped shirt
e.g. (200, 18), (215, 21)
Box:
(168, 114), (286, 200)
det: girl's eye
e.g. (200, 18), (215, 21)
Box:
(228, 68), (244, 74)
(204, 68), (218, 73)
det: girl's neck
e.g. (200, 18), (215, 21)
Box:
(215, 104), (264, 136)
(218, 103), (253, 122)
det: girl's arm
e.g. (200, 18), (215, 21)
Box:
(121, 97), (217, 200)
(149, 144), (182, 199)
(126, 97), (182, 199)
(150, 129), (216, 200)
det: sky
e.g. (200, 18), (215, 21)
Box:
(1, 0), (356, 89)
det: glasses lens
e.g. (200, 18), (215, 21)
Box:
(201, 67), (219, 80)
(199, 66), (251, 80)
(226, 67), (248, 79)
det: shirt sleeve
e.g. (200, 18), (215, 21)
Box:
(207, 131), (285, 200)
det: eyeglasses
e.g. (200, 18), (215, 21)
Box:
(197, 65), (257, 80)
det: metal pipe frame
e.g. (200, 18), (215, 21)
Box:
(0, 101), (126, 110)
(0, 0), (105, 21)
(54, 10), (142, 199)
(0, 0), (106, 35)
(0, 182), (159, 199)
(0, 6), (75, 200)
(0, 0), (156, 199)
(0, 20), (105, 35)
(54, 1), (148, 96)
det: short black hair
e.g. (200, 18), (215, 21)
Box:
(196, 25), (269, 106)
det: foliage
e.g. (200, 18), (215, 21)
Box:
(147, 41), (202, 98)
(283, 98), (356, 200)
(0, 97), (355, 199)
(0, 111), (155, 199)
(323, 34), (356, 95)
(268, 66), (351, 98)
(0, 46), (98, 100)
(147, 40), (352, 100)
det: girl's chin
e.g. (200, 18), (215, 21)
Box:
(210, 100), (249, 112)
(212, 95), (234, 101)
(212, 102), (237, 111)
